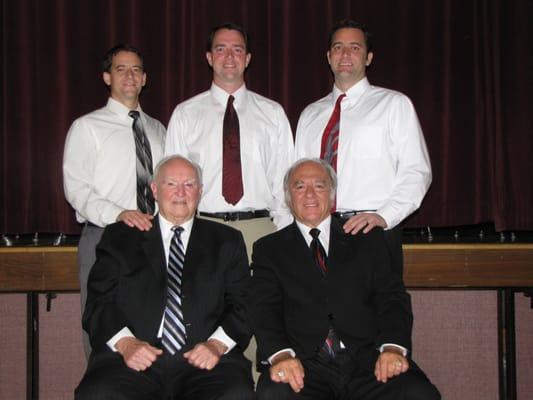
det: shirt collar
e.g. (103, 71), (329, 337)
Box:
(158, 213), (194, 240)
(332, 77), (370, 105)
(210, 82), (247, 110)
(106, 97), (143, 120)
(295, 216), (331, 251)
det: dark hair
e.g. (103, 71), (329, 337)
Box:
(102, 44), (145, 73)
(206, 22), (249, 52)
(328, 19), (373, 53)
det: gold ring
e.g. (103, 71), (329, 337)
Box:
(395, 361), (402, 368)
(277, 370), (285, 378)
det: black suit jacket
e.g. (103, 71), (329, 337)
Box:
(83, 216), (251, 355)
(249, 218), (413, 371)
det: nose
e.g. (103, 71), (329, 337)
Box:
(304, 185), (315, 197)
(175, 184), (186, 196)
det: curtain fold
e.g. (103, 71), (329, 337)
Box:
(1, 0), (531, 233)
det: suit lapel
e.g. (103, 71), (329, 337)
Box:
(142, 217), (167, 281)
(285, 222), (325, 280)
(327, 218), (350, 277)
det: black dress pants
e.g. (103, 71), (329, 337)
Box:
(75, 350), (254, 400)
(256, 352), (440, 400)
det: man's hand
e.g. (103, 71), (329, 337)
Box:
(343, 212), (386, 235)
(116, 210), (154, 231)
(374, 347), (409, 383)
(183, 339), (227, 370)
(115, 337), (162, 371)
(270, 351), (305, 393)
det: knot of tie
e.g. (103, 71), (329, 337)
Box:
(128, 110), (140, 120)
(309, 228), (321, 240)
(172, 225), (184, 237)
(227, 95), (235, 107)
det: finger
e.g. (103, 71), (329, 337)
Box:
(362, 220), (376, 234)
(287, 370), (304, 392)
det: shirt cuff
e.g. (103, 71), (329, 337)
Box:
(106, 327), (135, 352)
(379, 343), (408, 357)
(209, 326), (236, 354)
(268, 348), (296, 364)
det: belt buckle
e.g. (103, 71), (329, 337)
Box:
(224, 212), (238, 222)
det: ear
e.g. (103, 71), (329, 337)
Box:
(141, 72), (147, 87)
(326, 51), (332, 67)
(245, 53), (252, 68)
(365, 52), (374, 67)
(102, 71), (111, 86)
(150, 182), (158, 201)
(206, 52), (213, 67)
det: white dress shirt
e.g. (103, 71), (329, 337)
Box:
(165, 83), (294, 229)
(295, 78), (432, 229)
(268, 217), (406, 363)
(63, 97), (166, 227)
(107, 214), (236, 353)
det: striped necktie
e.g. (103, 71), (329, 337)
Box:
(309, 228), (327, 275)
(162, 226), (187, 355)
(129, 110), (155, 215)
(309, 228), (341, 358)
(320, 93), (346, 172)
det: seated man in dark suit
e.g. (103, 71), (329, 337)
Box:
(75, 155), (254, 400)
(249, 158), (440, 400)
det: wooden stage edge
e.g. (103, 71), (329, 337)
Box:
(1, 244), (533, 292)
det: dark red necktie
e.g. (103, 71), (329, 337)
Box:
(222, 95), (243, 205)
(309, 228), (327, 275)
(309, 228), (340, 358)
(320, 93), (346, 172)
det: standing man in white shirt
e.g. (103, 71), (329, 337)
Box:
(295, 19), (432, 278)
(63, 44), (166, 357)
(166, 22), (294, 258)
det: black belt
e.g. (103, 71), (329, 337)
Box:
(85, 221), (103, 228)
(332, 209), (377, 219)
(199, 209), (269, 221)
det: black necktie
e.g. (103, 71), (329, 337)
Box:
(129, 110), (155, 215)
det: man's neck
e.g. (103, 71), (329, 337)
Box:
(335, 75), (365, 93)
(212, 79), (244, 95)
(111, 96), (139, 111)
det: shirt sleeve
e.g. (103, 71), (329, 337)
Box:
(165, 106), (190, 157)
(379, 343), (408, 357)
(377, 95), (432, 229)
(209, 326), (237, 354)
(106, 326), (135, 352)
(267, 106), (295, 230)
(63, 118), (125, 226)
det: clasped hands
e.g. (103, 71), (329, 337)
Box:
(269, 347), (409, 393)
(115, 337), (227, 372)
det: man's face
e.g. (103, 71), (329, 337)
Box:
(327, 27), (373, 88)
(288, 161), (333, 228)
(103, 51), (146, 106)
(206, 28), (251, 87)
(151, 159), (202, 225)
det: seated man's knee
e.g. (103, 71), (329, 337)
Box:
(219, 382), (255, 400)
(256, 373), (294, 400)
(402, 371), (441, 400)
(75, 378), (122, 400)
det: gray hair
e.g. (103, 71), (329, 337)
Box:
(283, 158), (337, 206)
(152, 154), (203, 186)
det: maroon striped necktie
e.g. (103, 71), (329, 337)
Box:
(320, 93), (346, 172)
